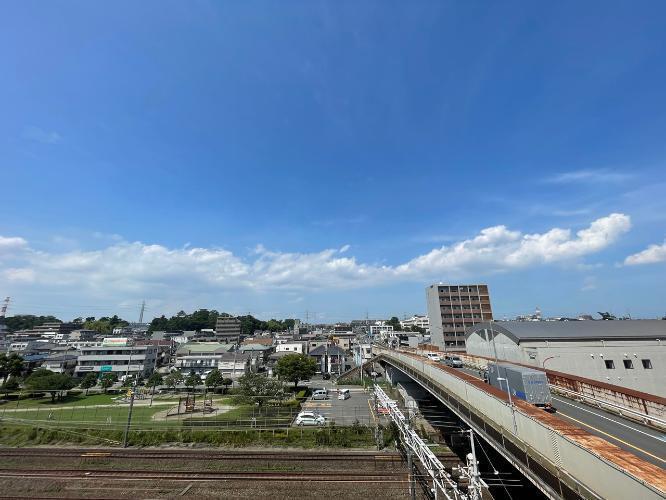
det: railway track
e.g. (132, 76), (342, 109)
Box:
(0, 468), (408, 482)
(0, 449), (402, 460)
(0, 447), (458, 463)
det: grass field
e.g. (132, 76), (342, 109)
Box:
(0, 422), (381, 448)
(0, 391), (303, 432)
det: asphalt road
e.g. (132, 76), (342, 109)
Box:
(296, 386), (373, 426)
(457, 366), (666, 468)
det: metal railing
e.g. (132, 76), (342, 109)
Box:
(550, 385), (666, 428)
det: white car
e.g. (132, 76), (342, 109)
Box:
(294, 411), (326, 426)
(425, 352), (441, 362)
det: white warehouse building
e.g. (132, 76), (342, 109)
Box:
(465, 320), (666, 397)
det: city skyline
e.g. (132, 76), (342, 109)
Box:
(2, 2), (666, 320)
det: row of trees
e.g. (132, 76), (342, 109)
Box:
(3, 310), (299, 336)
(3, 353), (317, 409)
(1, 314), (130, 334)
(148, 309), (296, 335)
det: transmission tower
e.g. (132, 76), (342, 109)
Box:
(0, 297), (10, 318)
(138, 300), (146, 323)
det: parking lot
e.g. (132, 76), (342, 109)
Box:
(296, 386), (373, 426)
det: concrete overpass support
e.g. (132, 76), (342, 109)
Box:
(384, 365), (413, 386)
(374, 346), (666, 500)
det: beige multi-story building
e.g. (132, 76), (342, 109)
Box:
(426, 283), (493, 351)
(215, 315), (242, 343)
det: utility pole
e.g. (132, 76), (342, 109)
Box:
(407, 446), (416, 500)
(122, 389), (135, 448)
(467, 430), (482, 500)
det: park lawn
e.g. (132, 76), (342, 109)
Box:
(5, 393), (120, 408)
(3, 401), (299, 432)
(3, 396), (244, 430)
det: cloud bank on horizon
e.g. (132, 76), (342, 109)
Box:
(3, 213), (654, 299)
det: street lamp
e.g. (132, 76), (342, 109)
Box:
(496, 376), (517, 433)
(542, 355), (560, 369)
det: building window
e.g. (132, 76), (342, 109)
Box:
(604, 360), (615, 369)
(623, 360), (634, 369)
(642, 359), (653, 369)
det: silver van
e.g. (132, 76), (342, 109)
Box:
(312, 389), (328, 400)
(338, 388), (350, 400)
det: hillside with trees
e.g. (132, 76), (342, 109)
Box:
(3, 315), (61, 332)
(148, 309), (295, 335)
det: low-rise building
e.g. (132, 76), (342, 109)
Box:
(465, 320), (666, 397)
(400, 315), (430, 332)
(174, 342), (235, 376)
(276, 342), (307, 354)
(43, 354), (78, 374)
(369, 324), (393, 339)
(308, 344), (347, 375)
(75, 338), (158, 378)
(218, 352), (252, 378)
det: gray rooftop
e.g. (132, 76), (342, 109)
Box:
(467, 320), (666, 342)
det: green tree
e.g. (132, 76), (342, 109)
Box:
(205, 368), (224, 393)
(146, 371), (164, 389)
(24, 369), (76, 402)
(185, 371), (201, 392)
(222, 377), (233, 394)
(1, 377), (20, 396)
(237, 372), (284, 406)
(165, 370), (184, 390)
(275, 354), (317, 389)
(0, 353), (24, 384)
(3, 315), (60, 332)
(79, 372), (98, 395)
(386, 317), (402, 331)
(100, 373), (117, 393)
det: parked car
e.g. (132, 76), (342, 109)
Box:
(294, 411), (326, 426)
(312, 389), (329, 400)
(443, 355), (463, 368)
(425, 352), (441, 362)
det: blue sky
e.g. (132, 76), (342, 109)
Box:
(1, 1), (666, 322)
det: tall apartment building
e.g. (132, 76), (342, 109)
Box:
(426, 284), (493, 351)
(215, 315), (242, 343)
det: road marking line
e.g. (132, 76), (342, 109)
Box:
(552, 397), (665, 442)
(556, 410), (666, 464)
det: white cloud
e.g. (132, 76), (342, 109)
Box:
(23, 126), (62, 144)
(624, 240), (666, 266)
(546, 169), (631, 184)
(0, 213), (632, 296)
(0, 236), (28, 252)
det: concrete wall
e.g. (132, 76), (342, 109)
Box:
(466, 329), (666, 397)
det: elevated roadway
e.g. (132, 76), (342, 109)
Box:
(457, 366), (666, 468)
(373, 346), (666, 500)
